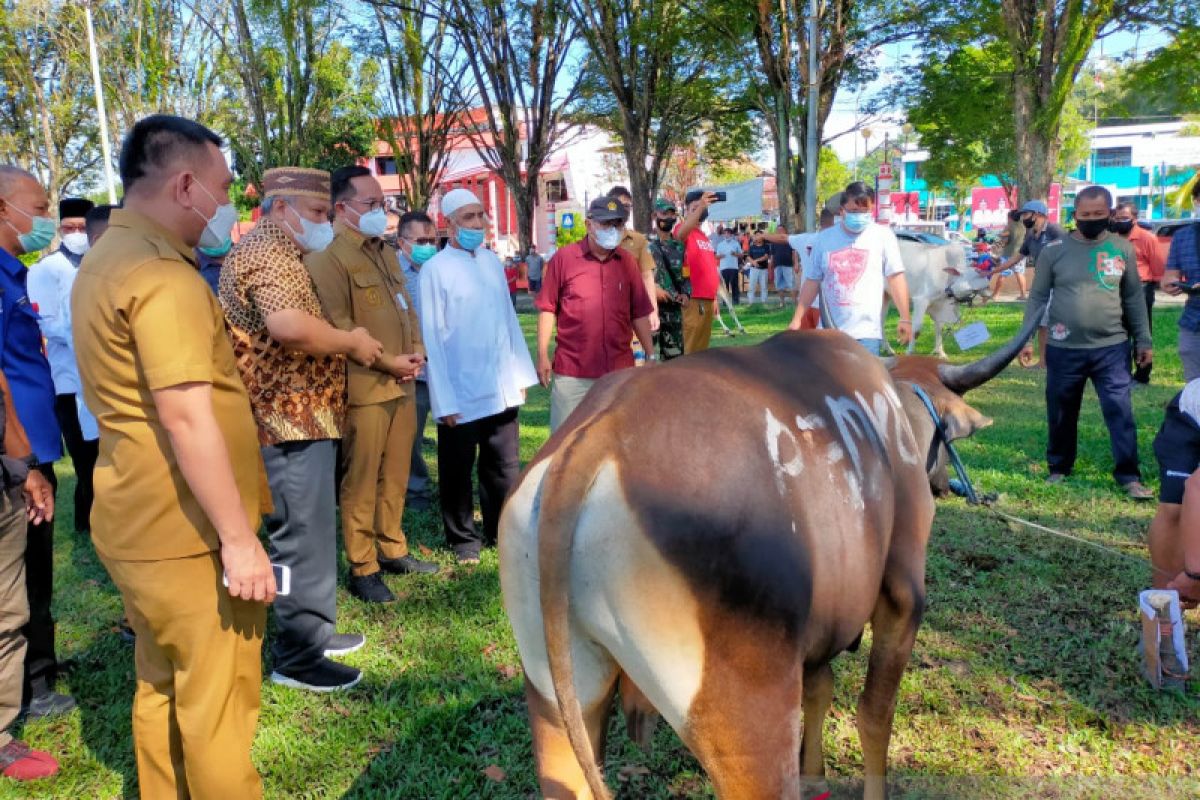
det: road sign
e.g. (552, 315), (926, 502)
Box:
(561, 212), (575, 230)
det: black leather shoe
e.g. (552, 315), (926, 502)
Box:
(348, 573), (396, 603)
(25, 691), (76, 719)
(379, 554), (440, 575)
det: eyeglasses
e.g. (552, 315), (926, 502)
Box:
(60, 223), (86, 235)
(345, 197), (384, 212)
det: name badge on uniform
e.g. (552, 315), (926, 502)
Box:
(395, 292), (408, 311)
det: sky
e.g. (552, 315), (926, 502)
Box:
(820, 26), (1177, 164)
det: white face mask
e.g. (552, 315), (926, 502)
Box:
(61, 232), (89, 256)
(285, 205), (334, 253)
(353, 207), (388, 238)
(192, 180), (239, 250)
(594, 226), (622, 251)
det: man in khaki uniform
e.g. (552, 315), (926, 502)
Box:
(72, 115), (275, 798)
(607, 186), (659, 331)
(308, 166), (438, 605)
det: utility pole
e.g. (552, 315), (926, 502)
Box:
(804, 0), (819, 231)
(84, 0), (117, 203)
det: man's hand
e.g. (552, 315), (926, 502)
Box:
(22, 469), (53, 524)
(1137, 348), (1154, 368)
(649, 310), (660, 332)
(347, 327), (384, 367)
(392, 353), (425, 381)
(895, 319), (913, 346)
(1018, 344), (1035, 368)
(537, 353), (552, 388)
(1168, 571), (1200, 606)
(440, 414), (462, 428)
(655, 287), (672, 303)
(221, 535), (276, 603)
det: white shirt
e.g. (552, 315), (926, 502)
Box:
(419, 244), (538, 424)
(28, 250), (99, 439)
(803, 222), (905, 341)
(715, 238), (742, 271)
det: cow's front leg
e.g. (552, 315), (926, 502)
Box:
(905, 297), (930, 354)
(800, 661), (834, 777)
(932, 321), (947, 359)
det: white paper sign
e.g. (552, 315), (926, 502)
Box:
(953, 321), (990, 352)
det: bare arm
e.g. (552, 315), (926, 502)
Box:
(674, 192), (716, 241)
(0, 370), (52, 524)
(633, 316), (654, 358)
(153, 382), (274, 603)
(886, 272), (913, 344)
(536, 310), (556, 387)
(788, 279), (821, 330)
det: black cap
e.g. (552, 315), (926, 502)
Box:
(59, 197), (94, 220)
(587, 196), (628, 223)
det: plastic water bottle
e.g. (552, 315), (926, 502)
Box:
(633, 340), (645, 366)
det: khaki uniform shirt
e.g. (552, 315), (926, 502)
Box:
(306, 224), (424, 406)
(620, 229), (656, 275)
(220, 218), (346, 445)
(72, 209), (265, 561)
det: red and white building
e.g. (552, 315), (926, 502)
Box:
(362, 109), (625, 257)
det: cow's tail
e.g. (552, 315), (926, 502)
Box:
(537, 416), (612, 800)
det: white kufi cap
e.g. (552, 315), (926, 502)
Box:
(441, 188), (483, 219)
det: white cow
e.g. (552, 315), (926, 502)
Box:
(885, 240), (990, 357)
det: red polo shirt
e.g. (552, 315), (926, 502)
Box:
(1128, 223), (1166, 282)
(674, 223), (720, 300)
(536, 240), (654, 379)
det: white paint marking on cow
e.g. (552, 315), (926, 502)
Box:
(856, 386), (920, 467)
(765, 407), (805, 495)
(795, 413), (825, 432)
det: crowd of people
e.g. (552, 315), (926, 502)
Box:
(0, 108), (1196, 790)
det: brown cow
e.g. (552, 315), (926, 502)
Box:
(499, 310), (1041, 800)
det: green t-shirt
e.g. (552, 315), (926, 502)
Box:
(1024, 231), (1151, 351)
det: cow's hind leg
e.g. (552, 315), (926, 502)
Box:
(857, 573), (925, 800)
(800, 661), (834, 777)
(686, 638), (804, 800)
(526, 671), (619, 800)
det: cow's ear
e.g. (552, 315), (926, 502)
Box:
(943, 267), (962, 276)
(941, 396), (992, 441)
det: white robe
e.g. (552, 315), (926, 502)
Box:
(419, 244), (537, 424)
(28, 251), (98, 440)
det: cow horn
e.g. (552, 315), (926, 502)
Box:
(937, 300), (1047, 394)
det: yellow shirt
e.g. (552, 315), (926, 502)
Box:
(305, 223), (424, 406)
(72, 209), (264, 561)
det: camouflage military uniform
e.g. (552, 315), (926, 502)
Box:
(649, 235), (690, 360)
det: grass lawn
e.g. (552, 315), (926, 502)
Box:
(8, 300), (1200, 799)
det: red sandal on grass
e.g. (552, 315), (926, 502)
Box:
(0, 740), (58, 781)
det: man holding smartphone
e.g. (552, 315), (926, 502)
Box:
(1163, 180), (1200, 381)
(673, 190), (721, 353)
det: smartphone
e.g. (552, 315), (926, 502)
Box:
(223, 563), (292, 596)
(713, 191), (727, 202)
(1169, 281), (1200, 296)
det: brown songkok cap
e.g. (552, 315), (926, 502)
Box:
(262, 167), (331, 202)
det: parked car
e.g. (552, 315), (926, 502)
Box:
(1139, 218), (1195, 247)
(895, 228), (952, 246)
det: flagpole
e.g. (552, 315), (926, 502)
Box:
(84, 1), (117, 204)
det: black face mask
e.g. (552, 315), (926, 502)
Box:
(1076, 217), (1109, 240)
(1022, 217), (1036, 229)
(1108, 218), (1135, 235)
(656, 218), (676, 232)
(698, 209), (709, 224)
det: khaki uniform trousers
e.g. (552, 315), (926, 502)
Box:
(340, 395), (417, 577)
(102, 551), (266, 800)
(682, 298), (715, 354)
(0, 492), (27, 749)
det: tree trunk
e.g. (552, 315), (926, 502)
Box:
(622, 127), (654, 234)
(1011, 80), (1058, 201)
(771, 108), (795, 229)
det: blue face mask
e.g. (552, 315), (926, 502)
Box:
(5, 204), (56, 254)
(843, 212), (873, 233)
(198, 238), (233, 258)
(456, 226), (485, 252)
(410, 243), (437, 264)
